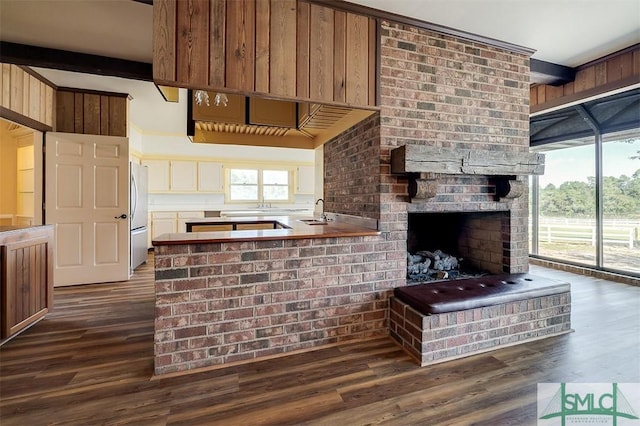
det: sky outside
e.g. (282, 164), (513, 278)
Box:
(539, 138), (640, 187)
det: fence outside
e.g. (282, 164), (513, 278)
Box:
(537, 218), (639, 249)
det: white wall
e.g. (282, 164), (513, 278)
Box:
(128, 125), (143, 160)
(141, 133), (315, 162)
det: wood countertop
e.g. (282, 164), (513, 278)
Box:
(0, 225), (53, 234)
(0, 225), (54, 245)
(152, 215), (380, 245)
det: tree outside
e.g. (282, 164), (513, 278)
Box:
(535, 139), (640, 274)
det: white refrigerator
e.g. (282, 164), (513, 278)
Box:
(130, 162), (148, 274)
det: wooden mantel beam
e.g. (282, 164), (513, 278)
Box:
(390, 144), (545, 176)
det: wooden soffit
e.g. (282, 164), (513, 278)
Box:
(153, 0), (378, 109)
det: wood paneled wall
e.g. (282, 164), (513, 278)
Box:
(0, 64), (55, 129)
(531, 45), (640, 113)
(1, 226), (54, 340)
(56, 89), (128, 137)
(153, 0), (377, 108)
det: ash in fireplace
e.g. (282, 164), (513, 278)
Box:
(407, 249), (483, 283)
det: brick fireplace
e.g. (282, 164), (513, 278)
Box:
(324, 21), (533, 292)
(321, 20), (555, 366)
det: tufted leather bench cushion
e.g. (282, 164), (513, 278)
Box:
(394, 273), (571, 315)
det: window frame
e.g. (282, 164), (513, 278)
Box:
(529, 130), (640, 278)
(226, 167), (293, 204)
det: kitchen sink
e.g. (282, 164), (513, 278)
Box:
(298, 219), (329, 225)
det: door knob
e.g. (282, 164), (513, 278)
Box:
(115, 214), (128, 219)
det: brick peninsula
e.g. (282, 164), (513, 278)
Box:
(151, 214), (396, 376)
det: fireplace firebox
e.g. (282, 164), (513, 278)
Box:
(407, 211), (510, 282)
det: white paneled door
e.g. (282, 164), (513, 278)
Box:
(45, 133), (129, 286)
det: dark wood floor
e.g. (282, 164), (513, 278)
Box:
(1, 257), (639, 425)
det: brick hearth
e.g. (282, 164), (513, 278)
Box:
(389, 291), (572, 366)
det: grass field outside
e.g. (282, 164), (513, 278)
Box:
(531, 217), (640, 274)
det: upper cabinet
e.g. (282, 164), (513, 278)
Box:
(198, 161), (224, 192)
(0, 64), (55, 129)
(295, 165), (315, 194)
(56, 89), (128, 137)
(249, 98), (296, 128)
(192, 93), (246, 124)
(142, 159), (170, 192)
(170, 160), (198, 192)
(142, 159), (224, 193)
(153, 0), (377, 109)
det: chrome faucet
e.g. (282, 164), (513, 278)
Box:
(257, 197), (270, 209)
(315, 198), (326, 221)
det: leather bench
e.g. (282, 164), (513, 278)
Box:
(394, 273), (571, 315)
(389, 273), (572, 366)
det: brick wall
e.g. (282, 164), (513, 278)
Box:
(323, 113), (382, 220)
(379, 21), (530, 152)
(459, 211), (511, 273)
(154, 236), (394, 375)
(154, 20), (538, 374)
(323, 113), (407, 289)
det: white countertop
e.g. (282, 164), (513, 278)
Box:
(148, 206), (314, 215)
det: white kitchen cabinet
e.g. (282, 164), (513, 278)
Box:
(143, 159), (205, 193)
(142, 159), (170, 192)
(151, 212), (177, 240)
(170, 160), (198, 192)
(177, 211), (204, 232)
(295, 166), (315, 194)
(198, 161), (224, 192)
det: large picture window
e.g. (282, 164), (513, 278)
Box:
(529, 89), (640, 277)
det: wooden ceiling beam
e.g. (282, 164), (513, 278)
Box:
(0, 41), (152, 81)
(530, 58), (575, 86)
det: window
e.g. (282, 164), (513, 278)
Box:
(602, 135), (640, 273)
(228, 168), (290, 202)
(536, 141), (596, 265)
(529, 89), (640, 277)
(229, 169), (258, 201)
(262, 170), (289, 200)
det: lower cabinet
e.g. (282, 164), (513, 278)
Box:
(236, 223), (276, 230)
(150, 212), (208, 242)
(1, 226), (54, 342)
(191, 224), (234, 232)
(149, 212), (282, 239)
(151, 212), (178, 241)
(177, 212), (204, 232)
